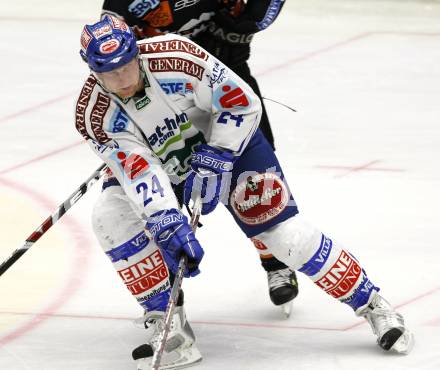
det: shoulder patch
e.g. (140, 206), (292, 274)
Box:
(148, 57), (205, 80)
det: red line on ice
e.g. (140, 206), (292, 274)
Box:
(0, 92), (76, 125)
(425, 317), (440, 326)
(0, 311), (344, 332)
(342, 286), (440, 331)
(1, 286), (439, 333)
(0, 16), (91, 23)
(0, 141), (85, 175)
(315, 160), (405, 178)
(256, 32), (374, 77)
(256, 31), (440, 77)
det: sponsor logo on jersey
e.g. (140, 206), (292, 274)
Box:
(80, 28), (92, 52)
(207, 23), (254, 44)
(148, 57), (205, 80)
(231, 173), (289, 225)
(161, 138), (203, 183)
(140, 39), (209, 61)
(113, 150), (150, 181)
(118, 250), (169, 295)
(128, 0), (160, 18)
(213, 80), (250, 110)
(76, 76), (97, 140)
(147, 112), (189, 147)
(315, 250), (362, 299)
(92, 24), (112, 39)
(207, 61), (227, 88)
(174, 0), (201, 11)
(90, 92), (111, 143)
(134, 95), (151, 110)
(99, 39), (120, 54)
(109, 109), (129, 133)
(158, 78), (193, 95)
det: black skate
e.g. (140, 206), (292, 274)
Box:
(267, 268), (299, 317)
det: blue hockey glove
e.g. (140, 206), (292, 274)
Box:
(184, 144), (235, 215)
(146, 209), (204, 278)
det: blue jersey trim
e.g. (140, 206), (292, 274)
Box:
(256, 0), (284, 31)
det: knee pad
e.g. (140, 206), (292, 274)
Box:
(92, 186), (171, 311)
(92, 186), (145, 252)
(252, 215), (323, 271)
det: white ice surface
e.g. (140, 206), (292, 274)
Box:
(0, 0), (439, 369)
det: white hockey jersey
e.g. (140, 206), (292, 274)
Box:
(75, 34), (261, 218)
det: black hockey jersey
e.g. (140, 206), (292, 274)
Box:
(101, 0), (284, 39)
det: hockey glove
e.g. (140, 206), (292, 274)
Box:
(184, 144), (235, 215)
(146, 209), (204, 278)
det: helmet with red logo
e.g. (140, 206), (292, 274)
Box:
(80, 15), (138, 73)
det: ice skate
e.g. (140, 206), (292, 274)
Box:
(267, 268), (299, 317)
(356, 291), (414, 354)
(132, 306), (202, 370)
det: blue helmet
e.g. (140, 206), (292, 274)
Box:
(80, 15), (138, 73)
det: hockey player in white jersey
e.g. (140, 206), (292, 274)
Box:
(76, 16), (414, 369)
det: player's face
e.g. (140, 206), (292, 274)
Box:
(96, 57), (142, 99)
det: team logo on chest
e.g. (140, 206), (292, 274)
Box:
(147, 112), (189, 147)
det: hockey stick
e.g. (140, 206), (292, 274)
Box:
(262, 97), (297, 113)
(0, 163), (108, 277)
(151, 196), (202, 370)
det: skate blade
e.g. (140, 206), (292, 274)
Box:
(390, 329), (415, 355)
(281, 301), (293, 318)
